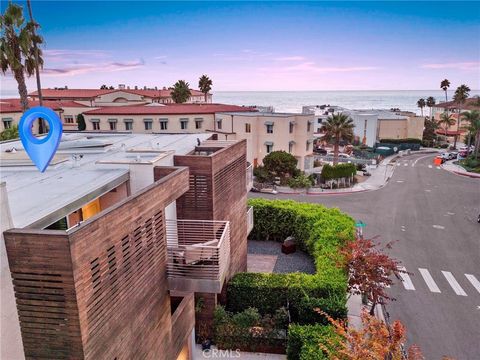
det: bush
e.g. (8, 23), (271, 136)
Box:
(291, 295), (347, 325)
(76, 114), (86, 131)
(287, 324), (337, 360)
(253, 165), (274, 183)
(321, 163), (356, 181)
(263, 151), (298, 180)
(0, 124), (19, 141)
(287, 173), (314, 188)
(214, 306), (288, 352)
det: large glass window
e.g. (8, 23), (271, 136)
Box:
(266, 144), (273, 153)
(160, 119), (168, 130)
(92, 122), (100, 130)
(109, 121), (116, 131)
(266, 124), (273, 134)
(180, 119), (188, 130)
(144, 119), (153, 131)
(245, 123), (251, 133)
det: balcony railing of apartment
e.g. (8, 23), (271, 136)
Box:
(246, 164), (253, 191)
(166, 219), (231, 293)
(247, 206), (254, 235)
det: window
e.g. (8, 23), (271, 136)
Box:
(180, 119), (188, 130)
(317, 118), (322, 124)
(216, 118), (222, 130)
(144, 119), (153, 131)
(306, 141), (310, 151)
(2, 118), (12, 129)
(289, 122), (294, 134)
(307, 121), (312, 132)
(245, 123), (251, 133)
(64, 115), (74, 124)
(289, 141), (294, 153)
(92, 122), (100, 131)
(266, 124), (273, 134)
(124, 119), (133, 131)
(160, 119), (168, 130)
(109, 121), (117, 131)
(266, 144), (273, 153)
(195, 118), (203, 129)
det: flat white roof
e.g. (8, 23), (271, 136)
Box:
(0, 132), (211, 228)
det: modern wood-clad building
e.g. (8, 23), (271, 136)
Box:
(1, 132), (251, 359)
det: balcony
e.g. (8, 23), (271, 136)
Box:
(166, 220), (231, 293)
(247, 206), (254, 235)
(246, 164), (253, 191)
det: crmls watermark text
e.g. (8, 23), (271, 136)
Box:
(202, 349), (241, 358)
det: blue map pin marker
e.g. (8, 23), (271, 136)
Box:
(19, 106), (63, 172)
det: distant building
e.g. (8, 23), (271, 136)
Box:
(1, 133), (251, 359)
(0, 98), (89, 133)
(303, 105), (425, 147)
(29, 86), (212, 107)
(431, 97), (480, 139)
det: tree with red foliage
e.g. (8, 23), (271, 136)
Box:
(318, 310), (425, 360)
(339, 236), (408, 315)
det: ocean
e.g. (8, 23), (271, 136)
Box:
(214, 90), (480, 115)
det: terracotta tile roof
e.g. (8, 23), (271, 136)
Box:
(435, 129), (465, 136)
(435, 97), (480, 111)
(0, 98), (87, 113)
(29, 88), (208, 100)
(83, 104), (256, 116)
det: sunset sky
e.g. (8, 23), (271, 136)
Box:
(1, 1), (479, 95)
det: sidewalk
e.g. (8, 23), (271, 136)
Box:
(347, 293), (385, 330)
(441, 160), (480, 178)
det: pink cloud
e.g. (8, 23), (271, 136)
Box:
(421, 62), (479, 70)
(42, 59), (145, 76)
(274, 56), (306, 61)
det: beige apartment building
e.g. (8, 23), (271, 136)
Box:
(213, 112), (316, 170)
(377, 112), (425, 140)
(82, 105), (315, 170)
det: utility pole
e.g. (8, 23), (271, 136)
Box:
(26, 0), (45, 134)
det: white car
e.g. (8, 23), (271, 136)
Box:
(327, 152), (351, 158)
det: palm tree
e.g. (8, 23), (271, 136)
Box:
(320, 113), (354, 165)
(440, 79), (450, 103)
(461, 110), (480, 157)
(171, 80), (191, 104)
(1, 2), (43, 112)
(417, 98), (426, 117)
(426, 96), (436, 119)
(452, 84), (471, 148)
(198, 74), (212, 103)
(26, 0), (45, 133)
(438, 112), (455, 142)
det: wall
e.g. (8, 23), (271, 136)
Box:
(377, 119), (408, 140)
(0, 182), (24, 360)
(83, 113), (215, 133)
(3, 167), (192, 359)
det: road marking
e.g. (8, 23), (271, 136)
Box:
(396, 180), (404, 183)
(419, 268), (441, 293)
(425, 189), (431, 192)
(404, 163), (408, 167)
(414, 154), (436, 166)
(432, 225), (445, 229)
(428, 165), (432, 168)
(447, 212), (455, 215)
(399, 267), (415, 290)
(436, 166), (441, 169)
(397, 163), (401, 167)
(442, 271), (467, 296)
(465, 274), (480, 294)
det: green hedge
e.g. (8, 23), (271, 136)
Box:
(379, 138), (422, 144)
(321, 163), (356, 181)
(287, 324), (337, 360)
(227, 273), (347, 319)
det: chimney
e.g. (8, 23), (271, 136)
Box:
(143, 86), (147, 90)
(118, 84), (125, 90)
(135, 86), (138, 90)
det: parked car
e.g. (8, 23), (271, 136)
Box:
(440, 153), (450, 160)
(326, 152), (351, 158)
(449, 152), (458, 160)
(314, 147), (327, 155)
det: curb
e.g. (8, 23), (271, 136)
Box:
(440, 164), (480, 179)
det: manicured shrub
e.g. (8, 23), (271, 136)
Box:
(287, 324), (337, 360)
(287, 173), (314, 188)
(290, 295), (347, 325)
(321, 163), (356, 181)
(379, 138), (422, 144)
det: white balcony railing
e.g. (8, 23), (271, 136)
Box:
(246, 164), (253, 191)
(166, 219), (231, 293)
(247, 206), (254, 235)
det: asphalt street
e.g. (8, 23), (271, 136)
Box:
(250, 153), (480, 359)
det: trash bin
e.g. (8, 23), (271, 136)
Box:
(281, 236), (296, 254)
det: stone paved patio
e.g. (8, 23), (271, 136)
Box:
(247, 240), (315, 274)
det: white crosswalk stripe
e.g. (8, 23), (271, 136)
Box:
(465, 274), (480, 294)
(419, 268), (441, 293)
(394, 267), (479, 297)
(442, 271), (467, 296)
(399, 267), (415, 290)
